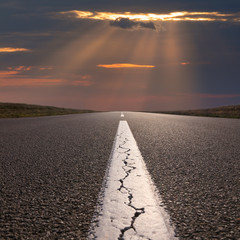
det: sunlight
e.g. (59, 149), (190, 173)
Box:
(156, 22), (199, 109)
(48, 13), (208, 110)
(60, 10), (240, 23)
(50, 24), (116, 71)
(99, 30), (159, 110)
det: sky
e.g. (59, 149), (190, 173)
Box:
(0, 0), (240, 111)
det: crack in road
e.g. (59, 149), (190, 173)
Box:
(88, 120), (177, 240)
(117, 137), (148, 240)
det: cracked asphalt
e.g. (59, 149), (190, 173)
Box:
(0, 112), (239, 239)
(116, 127), (146, 240)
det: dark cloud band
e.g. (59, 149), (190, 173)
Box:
(109, 18), (156, 30)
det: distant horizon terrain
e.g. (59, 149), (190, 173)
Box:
(0, 102), (94, 118)
(150, 105), (240, 119)
(0, 102), (240, 119)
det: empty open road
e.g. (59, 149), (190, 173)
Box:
(0, 112), (239, 239)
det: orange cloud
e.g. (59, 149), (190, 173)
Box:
(0, 71), (19, 77)
(0, 47), (30, 53)
(0, 78), (65, 87)
(8, 66), (53, 71)
(97, 63), (155, 68)
(0, 67), (32, 78)
(0, 69), (64, 86)
(60, 10), (240, 23)
(14, 66), (32, 71)
(0, 69), (93, 87)
(39, 66), (54, 70)
(181, 62), (191, 65)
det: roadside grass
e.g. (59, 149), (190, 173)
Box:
(150, 105), (240, 119)
(0, 102), (95, 118)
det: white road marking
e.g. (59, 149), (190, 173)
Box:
(88, 121), (177, 240)
(121, 112), (124, 117)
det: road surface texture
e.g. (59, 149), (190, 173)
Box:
(0, 113), (119, 239)
(0, 112), (239, 239)
(127, 112), (240, 240)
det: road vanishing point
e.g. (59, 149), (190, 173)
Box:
(0, 112), (239, 239)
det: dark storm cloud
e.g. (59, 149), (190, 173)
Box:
(109, 18), (156, 30)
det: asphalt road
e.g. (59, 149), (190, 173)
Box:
(127, 112), (240, 240)
(0, 112), (239, 239)
(0, 112), (120, 239)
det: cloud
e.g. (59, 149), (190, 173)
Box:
(0, 78), (65, 87)
(60, 10), (240, 23)
(139, 21), (156, 30)
(0, 47), (30, 53)
(7, 66), (54, 71)
(10, 66), (32, 71)
(97, 63), (155, 68)
(39, 66), (54, 70)
(109, 17), (156, 30)
(0, 71), (19, 77)
(0, 69), (64, 87)
(0, 68), (93, 87)
(110, 18), (138, 29)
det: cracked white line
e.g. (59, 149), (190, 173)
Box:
(121, 112), (124, 117)
(88, 120), (177, 240)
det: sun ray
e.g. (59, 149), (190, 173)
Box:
(47, 23), (116, 73)
(47, 12), (211, 110)
(96, 30), (160, 110)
